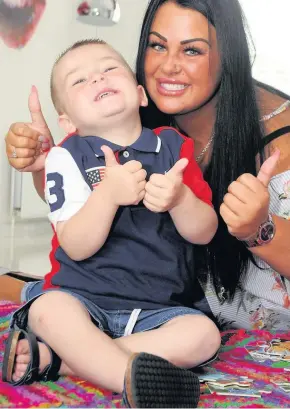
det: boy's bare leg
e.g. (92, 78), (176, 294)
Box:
(114, 314), (220, 368)
(12, 292), (219, 390)
(0, 275), (25, 303)
(26, 291), (130, 393)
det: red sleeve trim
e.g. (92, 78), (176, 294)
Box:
(154, 126), (187, 141)
(180, 138), (213, 207)
(43, 228), (61, 291)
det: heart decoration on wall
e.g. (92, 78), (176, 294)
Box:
(0, 0), (46, 49)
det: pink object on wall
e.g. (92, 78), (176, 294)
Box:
(0, 0), (46, 49)
(77, 1), (90, 16)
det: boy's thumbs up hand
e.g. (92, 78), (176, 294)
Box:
(100, 146), (147, 207)
(165, 158), (188, 180)
(144, 159), (189, 213)
(101, 145), (119, 167)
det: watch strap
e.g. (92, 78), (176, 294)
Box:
(242, 214), (275, 248)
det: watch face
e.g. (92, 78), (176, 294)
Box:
(260, 222), (275, 242)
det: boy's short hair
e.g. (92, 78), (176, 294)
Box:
(50, 38), (135, 114)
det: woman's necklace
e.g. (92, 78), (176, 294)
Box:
(196, 132), (215, 164)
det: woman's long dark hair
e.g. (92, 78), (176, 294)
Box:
(136, 0), (265, 299)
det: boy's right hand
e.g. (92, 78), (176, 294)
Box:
(5, 86), (54, 172)
(101, 145), (147, 206)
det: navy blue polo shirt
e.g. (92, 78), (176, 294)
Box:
(44, 127), (212, 310)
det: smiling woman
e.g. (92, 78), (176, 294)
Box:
(144, 3), (221, 116)
(135, 0), (290, 331)
(0, 0), (46, 48)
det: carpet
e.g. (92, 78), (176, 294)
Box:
(1, 301), (290, 408)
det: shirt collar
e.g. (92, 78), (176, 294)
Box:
(83, 127), (162, 157)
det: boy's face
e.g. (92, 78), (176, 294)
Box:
(53, 44), (147, 135)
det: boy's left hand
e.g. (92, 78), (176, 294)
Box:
(144, 158), (188, 212)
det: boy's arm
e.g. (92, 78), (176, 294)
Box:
(169, 185), (218, 244)
(169, 138), (218, 244)
(45, 147), (118, 261)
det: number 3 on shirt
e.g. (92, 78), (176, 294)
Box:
(46, 172), (65, 212)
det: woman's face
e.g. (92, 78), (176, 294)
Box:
(144, 1), (221, 115)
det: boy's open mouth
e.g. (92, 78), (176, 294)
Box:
(95, 89), (118, 101)
(0, 0), (46, 49)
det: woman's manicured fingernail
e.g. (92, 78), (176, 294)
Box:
(41, 143), (50, 151)
(38, 135), (48, 142)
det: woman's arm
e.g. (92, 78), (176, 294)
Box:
(251, 128), (290, 276)
(220, 101), (290, 277)
(32, 170), (46, 201)
(251, 215), (290, 277)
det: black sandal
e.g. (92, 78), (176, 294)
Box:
(6, 271), (41, 282)
(2, 329), (61, 386)
(123, 352), (200, 408)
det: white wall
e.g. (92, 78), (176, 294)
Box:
(0, 1), (96, 221)
(1, 0), (290, 220)
(240, 0), (290, 94)
(0, 0), (149, 220)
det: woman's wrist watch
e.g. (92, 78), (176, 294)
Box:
(242, 214), (276, 248)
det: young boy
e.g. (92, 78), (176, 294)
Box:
(3, 39), (219, 408)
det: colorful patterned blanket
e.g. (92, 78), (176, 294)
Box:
(1, 301), (290, 407)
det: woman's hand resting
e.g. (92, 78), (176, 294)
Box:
(5, 86), (54, 172)
(220, 150), (280, 240)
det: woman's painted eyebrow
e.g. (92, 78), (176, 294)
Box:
(181, 38), (210, 47)
(149, 31), (211, 47)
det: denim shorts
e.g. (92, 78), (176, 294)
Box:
(14, 280), (204, 339)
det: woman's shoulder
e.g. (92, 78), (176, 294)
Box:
(256, 85), (290, 175)
(256, 85), (290, 127)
